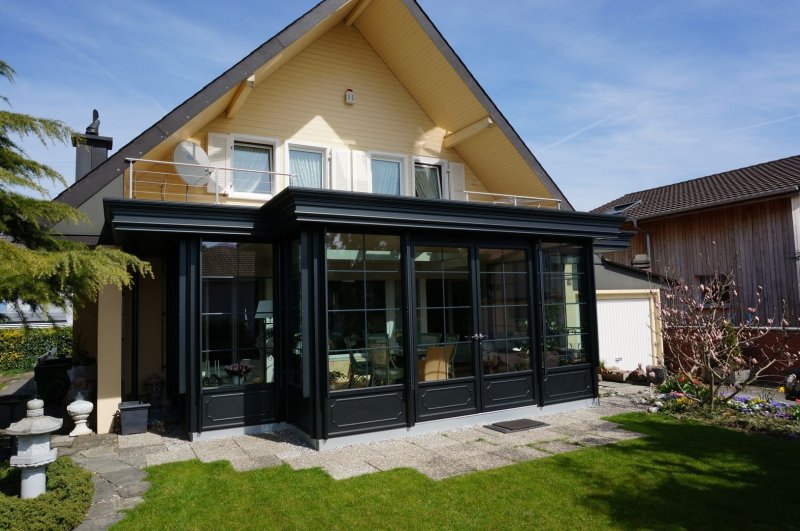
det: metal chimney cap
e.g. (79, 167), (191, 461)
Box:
(85, 109), (100, 135)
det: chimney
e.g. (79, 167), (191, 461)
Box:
(71, 109), (113, 182)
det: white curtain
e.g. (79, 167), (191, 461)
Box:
(415, 164), (441, 198)
(371, 159), (401, 195)
(290, 149), (323, 188)
(233, 144), (271, 193)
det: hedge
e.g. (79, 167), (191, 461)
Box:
(0, 327), (72, 372)
(0, 457), (94, 530)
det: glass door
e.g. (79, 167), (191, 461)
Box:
(413, 245), (478, 421)
(477, 247), (536, 410)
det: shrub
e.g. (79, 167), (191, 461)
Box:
(658, 375), (710, 403)
(0, 327), (72, 372)
(0, 457), (93, 530)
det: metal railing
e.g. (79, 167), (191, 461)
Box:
(124, 158), (295, 204)
(464, 190), (561, 209)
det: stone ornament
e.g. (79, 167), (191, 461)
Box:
(67, 398), (94, 437)
(6, 398), (63, 499)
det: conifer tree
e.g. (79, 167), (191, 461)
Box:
(0, 61), (150, 320)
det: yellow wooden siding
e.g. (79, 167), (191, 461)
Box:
(355, 1), (486, 132)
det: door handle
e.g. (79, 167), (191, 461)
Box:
(471, 333), (485, 340)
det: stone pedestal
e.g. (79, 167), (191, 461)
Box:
(67, 398), (94, 436)
(6, 398), (63, 499)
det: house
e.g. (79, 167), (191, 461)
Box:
(0, 301), (72, 329)
(54, 0), (627, 448)
(593, 155), (800, 321)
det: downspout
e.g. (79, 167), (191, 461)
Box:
(632, 218), (651, 265)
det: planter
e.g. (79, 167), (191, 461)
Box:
(118, 401), (150, 435)
(602, 371), (630, 383)
(649, 367), (667, 385)
(34, 358), (72, 405)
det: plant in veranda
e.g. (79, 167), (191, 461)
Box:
(656, 269), (799, 412)
(0, 60), (150, 321)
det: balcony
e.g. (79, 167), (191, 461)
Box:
(123, 158), (561, 209)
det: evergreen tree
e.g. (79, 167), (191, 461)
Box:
(0, 60), (150, 320)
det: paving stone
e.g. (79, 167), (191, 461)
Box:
(456, 452), (515, 471)
(407, 433), (462, 450)
(364, 451), (426, 471)
(229, 454), (282, 472)
(119, 481), (150, 499)
(367, 439), (420, 456)
(116, 496), (145, 511)
(283, 453), (326, 471)
(548, 424), (589, 437)
(101, 467), (147, 487)
(85, 499), (117, 520)
(51, 435), (75, 448)
(534, 440), (583, 455)
(191, 439), (249, 463)
(82, 458), (131, 474)
(119, 454), (147, 468)
(490, 445), (550, 463)
(233, 435), (286, 458)
(414, 457), (475, 480)
(145, 445), (197, 466)
(324, 460), (380, 480)
(575, 435), (616, 447)
(118, 431), (164, 449)
(118, 444), (165, 459)
(434, 440), (497, 460)
(439, 428), (489, 443)
(74, 512), (125, 531)
(80, 446), (117, 459)
(91, 477), (119, 502)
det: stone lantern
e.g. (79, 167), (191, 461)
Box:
(6, 398), (63, 499)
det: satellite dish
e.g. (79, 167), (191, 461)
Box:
(173, 140), (212, 184)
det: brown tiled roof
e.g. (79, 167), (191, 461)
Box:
(591, 155), (800, 220)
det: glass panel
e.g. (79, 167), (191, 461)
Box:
(446, 307), (471, 340)
(441, 247), (469, 272)
(289, 148), (323, 188)
(481, 306), (505, 340)
(480, 273), (503, 306)
(504, 249), (526, 272)
(417, 275), (444, 308)
(326, 233), (364, 271)
(365, 235), (400, 270)
(414, 246), (441, 272)
(505, 274), (529, 306)
(507, 305), (530, 337)
(541, 243), (584, 273)
(444, 273), (470, 307)
(371, 158), (401, 196)
(201, 242), (237, 276)
(326, 232), (402, 390)
(203, 279), (233, 313)
(203, 315), (233, 350)
(201, 350), (234, 387)
(239, 243), (273, 277)
(414, 163), (441, 198)
(479, 248), (504, 273)
(544, 334), (588, 366)
(483, 339), (509, 374)
(232, 142), (271, 194)
(328, 271), (365, 310)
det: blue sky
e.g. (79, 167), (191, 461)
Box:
(2, 0), (800, 211)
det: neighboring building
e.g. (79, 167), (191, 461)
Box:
(0, 301), (72, 329)
(593, 256), (662, 372)
(54, 0), (626, 446)
(594, 155), (800, 319)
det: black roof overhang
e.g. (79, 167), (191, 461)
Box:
(105, 189), (626, 245)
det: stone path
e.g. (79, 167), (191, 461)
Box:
(6, 378), (652, 530)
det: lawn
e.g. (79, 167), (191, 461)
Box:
(113, 413), (798, 530)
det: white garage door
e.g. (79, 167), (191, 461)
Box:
(597, 298), (653, 371)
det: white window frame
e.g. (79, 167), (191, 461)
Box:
(413, 156), (449, 199)
(227, 133), (280, 200)
(286, 141), (330, 190)
(368, 152), (407, 196)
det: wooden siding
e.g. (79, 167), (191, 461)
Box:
(130, 23), (490, 204)
(603, 197), (800, 316)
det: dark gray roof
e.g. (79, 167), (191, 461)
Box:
(592, 155), (800, 220)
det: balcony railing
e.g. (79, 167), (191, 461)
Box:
(464, 191), (561, 209)
(123, 158), (561, 209)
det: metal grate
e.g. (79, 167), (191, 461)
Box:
(485, 419), (548, 434)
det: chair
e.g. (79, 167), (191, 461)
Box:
(347, 351), (369, 388)
(420, 344), (455, 381)
(369, 334), (403, 385)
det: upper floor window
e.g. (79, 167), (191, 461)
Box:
(371, 157), (402, 196)
(289, 146), (325, 189)
(232, 141), (272, 194)
(414, 162), (442, 199)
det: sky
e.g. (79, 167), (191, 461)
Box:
(2, 0), (800, 211)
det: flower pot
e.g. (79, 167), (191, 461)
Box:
(118, 401), (150, 435)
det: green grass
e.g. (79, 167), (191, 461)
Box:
(113, 413), (799, 530)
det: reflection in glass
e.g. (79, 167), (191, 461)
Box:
(478, 248), (531, 375)
(541, 243), (589, 368)
(201, 242), (274, 388)
(327, 233), (403, 390)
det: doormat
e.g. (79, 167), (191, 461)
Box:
(485, 419), (548, 434)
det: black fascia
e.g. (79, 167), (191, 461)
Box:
(104, 198), (272, 240)
(265, 188), (625, 241)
